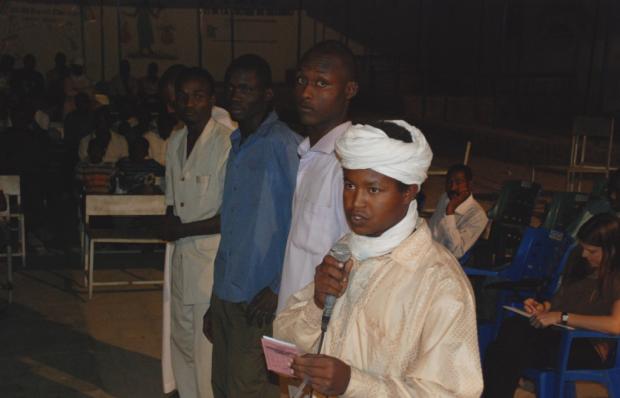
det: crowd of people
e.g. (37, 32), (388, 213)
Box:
(0, 40), (619, 398)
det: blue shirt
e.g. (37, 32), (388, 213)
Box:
(213, 111), (302, 303)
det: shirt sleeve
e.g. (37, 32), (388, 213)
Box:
(273, 283), (323, 354)
(344, 282), (483, 398)
(214, 135), (231, 214)
(435, 204), (488, 258)
(268, 132), (301, 293)
(164, 140), (174, 207)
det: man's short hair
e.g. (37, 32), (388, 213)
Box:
(299, 40), (358, 81)
(225, 54), (272, 88)
(175, 67), (215, 96)
(447, 164), (473, 181)
(368, 121), (412, 143)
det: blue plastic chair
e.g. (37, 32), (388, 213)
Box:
(523, 329), (620, 397)
(473, 230), (576, 357)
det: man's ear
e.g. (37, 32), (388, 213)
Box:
(403, 184), (419, 204)
(345, 81), (359, 100)
(264, 87), (274, 103)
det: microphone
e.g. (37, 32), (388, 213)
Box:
(321, 242), (351, 332)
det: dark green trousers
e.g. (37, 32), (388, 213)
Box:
(210, 294), (280, 398)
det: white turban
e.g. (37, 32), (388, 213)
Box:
(335, 120), (433, 185)
(335, 120), (433, 260)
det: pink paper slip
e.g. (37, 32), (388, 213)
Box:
(261, 336), (302, 376)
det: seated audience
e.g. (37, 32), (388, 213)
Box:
(139, 62), (160, 111)
(428, 164), (488, 258)
(275, 121), (482, 397)
(566, 170), (620, 238)
(482, 213), (620, 397)
(63, 58), (93, 117)
(109, 59), (138, 100)
(46, 52), (69, 118)
(143, 111), (176, 166)
(75, 138), (117, 194)
(117, 137), (164, 193)
(11, 54), (45, 101)
(78, 107), (128, 163)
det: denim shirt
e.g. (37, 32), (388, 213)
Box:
(213, 111), (302, 303)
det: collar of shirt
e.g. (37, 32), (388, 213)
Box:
(229, 111), (278, 152)
(297, 121), (352, 158)
(454, 193), (477, 216)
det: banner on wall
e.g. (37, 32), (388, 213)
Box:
(119, 5), (198, 67)
(0, 1), (85, 70)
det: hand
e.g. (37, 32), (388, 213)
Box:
(530, 311), (561, 329)
(202, 308), (213, 343)
(446, 190), (470, 215)
(314, 255), (354, 309)
(245, 287), (278, 327)
(160, 214), (182, 241)
(291, 354), (351, 396)
(523, 298), (546, 315)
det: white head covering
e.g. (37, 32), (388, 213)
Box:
(335, 120), (433, 260)
(335, 120), (433, 185)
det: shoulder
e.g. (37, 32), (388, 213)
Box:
(111, 131), (127, 142)
(264, 121), (302, 149)
(211, 120), (233, 145)
(392, 222), (472, 291)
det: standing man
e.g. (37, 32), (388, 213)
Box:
(204, 54), (301, 397)
(162, 67), (232, 398)
(428, 164), (488, 259)
(277, 40), (359, 313)
(275, 121), (482, 397)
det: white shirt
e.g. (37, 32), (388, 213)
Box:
(212, 105), (238, 130)
(428, 192), (488, 259)
(275, 221), (483, 397)
(78, 130), (129, 163)
(165, 118), (232, 304)
(277, 122), (351, 313)
(143, 130), (167, 166)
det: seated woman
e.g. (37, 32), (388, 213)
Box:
(482, 213), (620, 397)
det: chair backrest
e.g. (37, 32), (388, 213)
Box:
(0, 175), (20, 197)
(542, 192), (590, 231)
(542, 237), (578, 299)
(488, 180), (541, 226)
(84, 194), (166, 224)
(571, 116), (614, 168)
(502, 227), (554, 281)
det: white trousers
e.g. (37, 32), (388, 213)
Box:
(167, 247), (214, 398)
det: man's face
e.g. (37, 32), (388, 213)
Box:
(176, 78), (213, 127)
(343, 168), (415, 237)
(445, 170), (471, 200)
(226, 69), (272, 123)
(294, 54), (357, 129)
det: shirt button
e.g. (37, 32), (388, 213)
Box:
(180, 202), (184, 207)
(181, 177), (185, 182)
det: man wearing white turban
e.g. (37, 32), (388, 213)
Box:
(274, 121), (483, 397)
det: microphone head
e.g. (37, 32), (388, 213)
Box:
(329, 242), (351, 263)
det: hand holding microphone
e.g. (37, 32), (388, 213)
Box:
(313, 243), (353, 329)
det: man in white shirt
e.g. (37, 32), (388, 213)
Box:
(428, 164), (488, 259)
(78, 107), (128, 164)
(161, 67), (232, 398)
(277, 40), (359, 314)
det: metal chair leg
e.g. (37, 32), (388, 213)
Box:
(88, 239), (95, 299)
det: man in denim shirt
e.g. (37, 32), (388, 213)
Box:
(205, 54), (301, 398)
